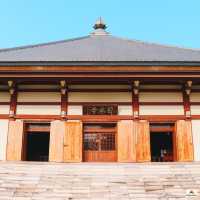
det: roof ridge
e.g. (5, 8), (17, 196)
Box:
(0, 36), (90, 53)
(111, 35), (200, 52)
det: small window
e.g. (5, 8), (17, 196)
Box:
(83, 105), (118, 115)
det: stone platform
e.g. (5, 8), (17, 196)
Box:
(0, 162), (200, 200)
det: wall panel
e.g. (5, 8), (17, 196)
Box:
(117, 120), (136, 162)
(63, 121), (82, 162)
(190, 93), (200, 102)
(49, 120), (65, 162)
(68, 106), (83, 115)
(6, 120), (24, 161)
(68, 92), (132, 102)
(140, 105), (184, 115)
(136, 120), (151, 162)
(0, 92), (10, 102)
(191, 105), (200, 115)
(18, 92), (61, 102)
(118, 106), (133, 115)
(192, 120), (200, 161)
(0, 120), (9, 160)
(17, 105), (61, 115)
(139, 92), (183, 102)
(0, 105), (10, 114)
(175, 120), (194, 161)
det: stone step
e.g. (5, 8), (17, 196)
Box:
(0, 161), (200, 200)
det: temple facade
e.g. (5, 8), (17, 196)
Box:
(0, 19), (200, 163)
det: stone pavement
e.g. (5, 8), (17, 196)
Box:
(0, 162), (200, 200)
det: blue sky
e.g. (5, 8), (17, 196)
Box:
(0, 0), (199, 49)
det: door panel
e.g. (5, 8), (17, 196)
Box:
(83, 124), (117, 162)
(63, 121), (82, 162)
(136, 120), (151, 162)
(7, 120), (24, 161)
(175, 120), (194, 161)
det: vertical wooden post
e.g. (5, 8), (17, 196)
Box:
(6, 120), (24, 161)
(60, 80), (68, 119)
(132, 81), (139, 119)
(183, 84), (191, 118)
(136, 120), (151, 162)
(175, 120), (194, 161)
(8, 81), (17, 120)
(49, 120), (65, 162)
(117, 120), (137, 162)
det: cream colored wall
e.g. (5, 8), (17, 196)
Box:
(68, 92), (132, 102)
(140, 84), (182, 90)
(0, 120), (9, 160)
(0, 105), (10, 114)
(191, 106), (200, 115)
(118, 106), (133, 115)
(69, 84), (129, 89)
(16, 105), (61, 115)
(190, 93), (200, 102)
(139, 105), (184, 115)
(139, 92), (183, 102)
(192, 120), (200, 161)
(0, 92), (10, 102)
(68, 106), (83, 115)
(18, 92), (61, 102)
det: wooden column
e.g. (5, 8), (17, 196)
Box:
(6, 120), (24, 161)
(60, 80), (68, 119)
(175, 120), (194, 161)
(183, 81), (192, 118)
(117, 120), (137, 162)
(49, 120), (65, 162)
(132, 81), (139, 119)
(136, 120), (151, 162)
(63, 121), (83, 162)
(8, 81), (17, 119)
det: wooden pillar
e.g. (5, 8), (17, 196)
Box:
(175, 120), (194, 161)
(6, 120), (24, 161)
(132, 81), (139, 119)
(63, 121), (83, 162)
(136, 120), (151, 162)
(117, 120), (137, 162)
(8, 81), (17, 119)
(49, 120), (65, 162)
(60, 80), (68, 119)
(183, 81), (192, 118)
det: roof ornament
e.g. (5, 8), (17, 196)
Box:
(91, 17), (109, 36)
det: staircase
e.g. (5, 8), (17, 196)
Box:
(0, 162), (200, 200)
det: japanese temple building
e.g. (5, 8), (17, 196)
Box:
(0, 18), (200, 163)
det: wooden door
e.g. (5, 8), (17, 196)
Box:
(174, 120), (194, 161)
(49, 120), (65, 162)
(136, 120), (151, 162)
(7, 120), (24, 161)
(84, 124), (117, 162)
(63, 121), (82, 162)
(117, 120), (137, 162)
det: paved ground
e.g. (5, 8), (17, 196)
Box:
(0, 162), (200, 200)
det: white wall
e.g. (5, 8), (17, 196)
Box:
(139, 92), (183, 102)
(68, 106), (83, 115)
(139, 105), (184, 115)
(0, 120), (9, 160)
(68, 92), (132, 102)
(118, 106), (133, 115)
(17, 105), (61, 115)
(18, 92), (61, 102)
(192, 120), (200, 161)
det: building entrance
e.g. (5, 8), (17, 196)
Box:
(23, 123), (50, 162)
(150, 123), (174, 162)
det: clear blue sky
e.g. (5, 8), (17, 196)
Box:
(0, 0), (199, 49)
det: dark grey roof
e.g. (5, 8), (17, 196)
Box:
(0, 31), (200, 63)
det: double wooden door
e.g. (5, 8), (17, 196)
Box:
(83, 123), (117, 162)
